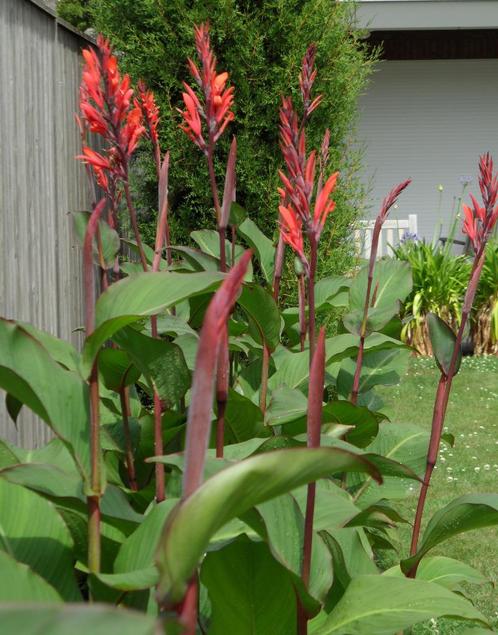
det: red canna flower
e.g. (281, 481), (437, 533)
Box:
(179, 23), (234, 152)
(78, 35), (145, 183)
(299, 44), (322, 120)
(279, 203), (306, 266)
(278, 95), (338, 243)
(463, 153), (498, 252)
(135, 80), (160, 148)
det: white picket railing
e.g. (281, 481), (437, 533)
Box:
(354, 214), (418, 259)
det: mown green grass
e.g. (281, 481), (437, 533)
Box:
(377, 356), (498, 634)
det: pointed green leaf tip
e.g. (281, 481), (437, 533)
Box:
(427, 312), (462, 377)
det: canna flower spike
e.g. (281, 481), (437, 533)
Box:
(278, 90), (339, 262)
(178, 23), (234, 152)
(77, 35), (145, 184)
(462, 152), (498, 252)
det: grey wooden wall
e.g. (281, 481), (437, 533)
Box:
(0, 0), (92, 446)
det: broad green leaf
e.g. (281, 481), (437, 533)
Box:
(238, 218), (275, 282)
(337, 348), (410, 397)
(0, 605), (159, 634)
(344, 500), (407, 530)
(96, 566), (159, 591)
(201, 539), (297, 635)
(427, 312), (462, 377)
(255, 494), (333, 610)
(114, 327), (190, 405)
(385, 556), (487, 591)
(315, 276), (351, 309)
(0, 439), (21, 468)
(352, 423), (429, 507)
(293, 480), (360, 533)
(82, 271), (224, 377)
(145, 314), (197, 339)
(265, 386), (308, 426)
(224, 389), (269, 442)
(156, 447), (382, 602)
(0, 480), (80, 600)
(0, 320), (92, 489)
(323, 401), (382, 448)
(99, 348), (140, 392)
(0, 551), (62, 602)
(343, 303), (400, 337)
(238, 284), (280, 351)
(327, 332), (407, 365)
(114, 500), (178, 574)
(401, 494), (498, 575)
(349, 260), (412, 312)
(190, 230), (253, 280)
(269, 350), (309, 390)
(0, 462), (142, 524)
(229, 202), (247, 226)
(74, 211), (120, 268)
(309, 574), (488, 634)
(17, 322), (79, 372)
(170, 245), (219, 271)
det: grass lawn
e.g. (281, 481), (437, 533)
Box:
(377, 355), (498, 634)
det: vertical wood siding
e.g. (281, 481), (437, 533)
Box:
(0, 0), (91, 446)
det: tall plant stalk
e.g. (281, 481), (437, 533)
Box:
(178, 24), (235, 457)
(150, 152), (171, 502)
(118, 385), (138, 491)
(299, 328), (326, 635)
(178, 252), (251, 627)
(351, 181), (411, 405)
(260, 235), (286, 413)
(408, 153), (498, 573)
(307, 236), (318, 360)
(83, 198), (106, 574)
(408, 246), (486, 570)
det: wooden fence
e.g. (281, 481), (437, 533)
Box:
(0, 0), (93, 446)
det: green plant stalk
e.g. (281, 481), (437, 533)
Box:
(408, 245), (487, 574)
(83, 199), (106, 575)
(307, 235), (318, 361)
(124, 178), (148, 272)
(298, 272), (307, 352)
(299, 329), (326, 635)
(260, 235), (285, 413)
(351, 217), (381, 404)
(118, 385), (138, 491)
(206, 139), (229, 455)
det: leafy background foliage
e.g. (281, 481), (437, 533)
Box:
(59, 0), (377, 287)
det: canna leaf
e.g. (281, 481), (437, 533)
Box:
(0, 320), (92, 490)
(201, 539), (297, 635)
(156, 447), (383, 603)
(73, 211), (120, 268)
(0, 605), (159, 634)
(401, 494), (498, 575)
(81, 271), (224, 378)
(308, 574), (488, 634)
(0, 479), (80, 600)
(113, 327), (190, 405)
(238, 218), (275, 282)
(427, 312), (462, 377)
(384, 556), (487, 591)
(0, 551), (62, 602)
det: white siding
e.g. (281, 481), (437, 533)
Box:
(357, 58), (498, 241)
(0, 0), (91, 447)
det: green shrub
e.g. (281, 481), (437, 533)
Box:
(70, 0), (377, 281)
(392, 239), (471, 354)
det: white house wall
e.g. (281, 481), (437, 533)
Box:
(355, 1), (498, 31)
(357, 58), (498, 241)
